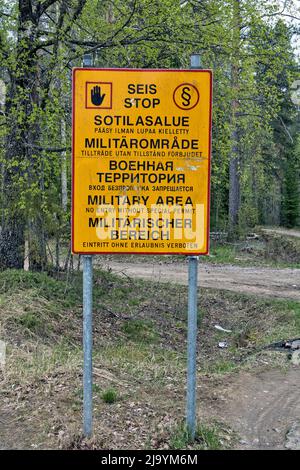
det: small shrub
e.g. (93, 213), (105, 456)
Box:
(101, 388), (118, 404)
(17, 312), (42, 331)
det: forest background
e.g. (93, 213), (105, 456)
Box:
(0, 0), (299, 271)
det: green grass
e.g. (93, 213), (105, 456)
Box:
(288, 301), (300, 330)
(1, 266), (298, 449)
(1, 270), (299, 372)
(5, 341), (82, 384)
(208, 239), (300, 268)
(121, 319), (159, 344)
(168, 422), (223, 450)
(0, 267), (127, 309)
(208, 244), (238, 264)
(92, 383), (101, 394)
(203, 359), (237, 375)
(0, 269), (82, 308)
(1, 268), (299, 378)
(17, 312), (43, 331)
(101, 388), (118, 404)
(258, 299), (300, 344)
(99, 343), (185, 385)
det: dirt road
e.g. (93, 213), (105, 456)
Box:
(206, 367), (300, 450)
(261, 227), (300, 239)
(101, 260), (300, 300)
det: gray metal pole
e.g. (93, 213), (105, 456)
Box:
(83, 254), (93, 437)
(186, 255), (198, 439)
(186, 52), (202, 440)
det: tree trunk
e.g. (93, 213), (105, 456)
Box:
(229, 92), (240, 232)
(0, 0), (45, 270)
(61, 118), (68, 213)
(228, 0), (241, 239)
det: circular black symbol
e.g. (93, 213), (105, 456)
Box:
(173, 83), (200, 110)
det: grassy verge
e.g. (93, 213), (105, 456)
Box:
(208, 240), (300, 268)
(157, 421), (228, 450)
(0, 268), (299, 449)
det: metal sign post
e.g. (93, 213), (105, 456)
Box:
(186, 53), (203, 439)
(83, 254), (93, 437)
(186, 255), (198, 439)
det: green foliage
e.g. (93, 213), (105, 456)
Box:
(0, 0), (299, 265)
(281, 147), (300, 228)
(121, 319), (158, 344)
(169, 421), (222, 450)
(101, 388), (118, 404)
(204, 360), (237, 375)
(0, 269), (81, 307)
(16, 312), (43, 331)
(92, 384), (101, 394)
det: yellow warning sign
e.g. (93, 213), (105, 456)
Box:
(72, 68), (212, 255)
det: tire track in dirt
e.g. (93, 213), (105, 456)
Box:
(0, 411), (34, 450)
(210, 368), (300, 449)
(101, 261), (300, 300)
